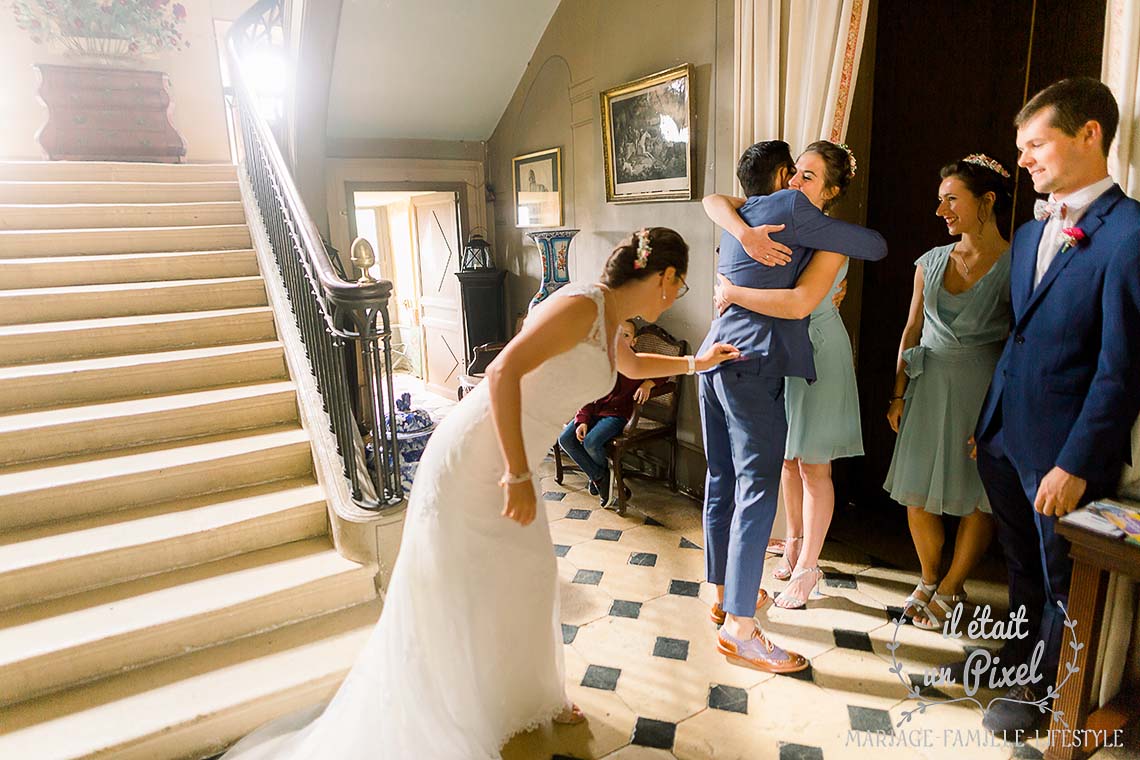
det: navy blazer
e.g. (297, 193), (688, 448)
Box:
(976, 184), (1140, 484)
(700, 189), (887, 380)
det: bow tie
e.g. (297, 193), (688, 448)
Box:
(1034, 199), (1068, 221)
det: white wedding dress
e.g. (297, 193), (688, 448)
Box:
(222, 283), (617, 760)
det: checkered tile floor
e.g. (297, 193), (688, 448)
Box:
(501, 461), (1134, 760)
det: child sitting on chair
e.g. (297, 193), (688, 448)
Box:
(558, 320), (663, 505)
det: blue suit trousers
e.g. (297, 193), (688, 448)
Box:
(699, 362), (786, 617)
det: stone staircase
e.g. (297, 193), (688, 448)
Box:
(0, 161), (383, 760)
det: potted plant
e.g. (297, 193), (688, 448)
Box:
(12, 0), (190, 66)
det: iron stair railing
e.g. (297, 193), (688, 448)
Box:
(226, 0), (402, 508)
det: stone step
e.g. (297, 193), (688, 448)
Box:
(0, 426), (313, 530)
(0, 180), (241, 204)
(0, 307), (277, 366)
(0, 202), (246, 231)
(0, 478), (326, 610)
(0, 538), (375, 707)
(0, 249), (261, 289)
(0, 161), (237, 183)
(0, 381), (299, 465)
(0, 341), (287, 413)
(0, 276), (267, 325)
(0, 600), (380, 760)
(0, 224), (252, 257)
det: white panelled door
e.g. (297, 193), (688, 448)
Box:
(411, 192), (463, 398)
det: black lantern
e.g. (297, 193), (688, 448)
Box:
(460, 231), (495, 270)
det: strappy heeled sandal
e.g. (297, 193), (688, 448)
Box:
(902, 579), (939, 621)
(913, 590), (967, 631)
(772, 536), (802, 582)
(774, 566), (823, 610)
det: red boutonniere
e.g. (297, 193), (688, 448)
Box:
(1060, 226), (1087, 253)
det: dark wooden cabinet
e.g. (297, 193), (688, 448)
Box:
(455, 269), (509, 368)
(35, 64), (186, 162)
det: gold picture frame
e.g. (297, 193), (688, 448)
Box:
(512, 147), (563, 228)
(600, 64), (694, 204)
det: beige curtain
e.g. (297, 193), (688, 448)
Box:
(733, 0), (870, 180)
(1094, 0), (1140, 709)
(733, 0), (870, 538)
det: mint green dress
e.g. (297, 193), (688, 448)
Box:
(884, 244), (1011, 515)
(784, 260), (864, 464)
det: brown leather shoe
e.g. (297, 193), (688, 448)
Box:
(717, 628), (809, 674)
(709, 588), (770, 625)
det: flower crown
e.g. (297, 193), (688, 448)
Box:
(962, 153), (1011, 179)
(834, 142), (857, 178)
(633, 228), (652, 269)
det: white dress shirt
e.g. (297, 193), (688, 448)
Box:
(1034, 175), (1115, 287)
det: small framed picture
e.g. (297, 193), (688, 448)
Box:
(512, 147), (562, 227)
(600, 64), (694, 203)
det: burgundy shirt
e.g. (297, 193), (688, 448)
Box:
(574, 373), (665, 426)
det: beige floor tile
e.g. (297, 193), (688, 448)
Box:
(502, 682), (638, 760)
(810, 647), (911, 711)
(553, 509), (649, 544)
(761, 587), (891, 636)
(672, 703), (782, 760)
(561, 568), (616, 627)
(602, 745), (676, 759)
(886, 700), (1013, 760)
(571, 615), (657, 672)
(868, 615), (976, 677)
(816, 539), (876, 574)
(852, 565), (921, 609)
(745, 674), (854, 745)
(612, 654), (712, 724)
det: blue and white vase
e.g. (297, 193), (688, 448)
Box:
(388, 392), (435, 492)
(527, 228), (579, 311)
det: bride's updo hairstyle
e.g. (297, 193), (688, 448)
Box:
(940, 154), (1014, 230)
(601, 227), (689, 288)
(802, 140), (856, 213)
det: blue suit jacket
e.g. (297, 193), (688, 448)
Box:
(699, 189), (887, 380)
(976, 184), (1140, 484)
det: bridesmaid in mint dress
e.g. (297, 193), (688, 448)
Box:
(884, 155), (1013, 630)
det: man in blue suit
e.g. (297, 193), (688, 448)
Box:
(975, 78), (1140, 733)
(698, 141), (887, 672)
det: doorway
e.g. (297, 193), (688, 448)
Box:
(851, 0), (1106, 516)
(346, 186), (464, 399)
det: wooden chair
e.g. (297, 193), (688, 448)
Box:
(554, 324), (688, 514)
(457, 341), (505, 400)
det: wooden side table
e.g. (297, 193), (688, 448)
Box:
(1049, 520), (1139, 760)
(34, 63), (186, 162)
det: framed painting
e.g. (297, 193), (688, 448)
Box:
(600, 64), (694, 203)
(512, 147), (562, 227)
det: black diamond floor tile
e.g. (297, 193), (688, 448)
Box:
(908, 673), (950, 699)
(779, 742), (824, 760)
(566, 509), (591, 520)
(631, 716), (676, 749)
(572, 569), (603, 585)
(785, 663), (814, 682)
(554, 544), (571, 558)
(543, 491), (566, 501)
(680, 537), (702, 550)
(652, 636), (689, 661)
(644, 516), (665, 527)
(886, 605), (912, 624)
(834, 629), (873, 652)
(668, 579), (700, 597)
(708, 683), (748, 714)
(609, 600), (642, 619)
(847, 704), (893, 734)
(562, 624), (578, 644)
(629, 551), (657, 566)
(824, 571), (857, 589)
(581, 664), (621, 691)
(595, 528), (622, 541)
(1012, 744), (1045, 759)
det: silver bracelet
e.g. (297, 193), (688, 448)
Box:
(686, 355), (696, 375)
(499, 471), (532, 487)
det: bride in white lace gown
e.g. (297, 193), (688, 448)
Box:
(221, 228), (739, 760)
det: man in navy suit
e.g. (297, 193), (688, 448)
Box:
(698, 141), (887, 672)
(975, 78), (1140, 733)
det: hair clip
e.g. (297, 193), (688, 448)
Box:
(834, 141), (857, 177)
(633, 228), (652, 269)
(962, 153), (1011, 178)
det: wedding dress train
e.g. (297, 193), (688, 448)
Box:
(221, 283), (616, 760)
